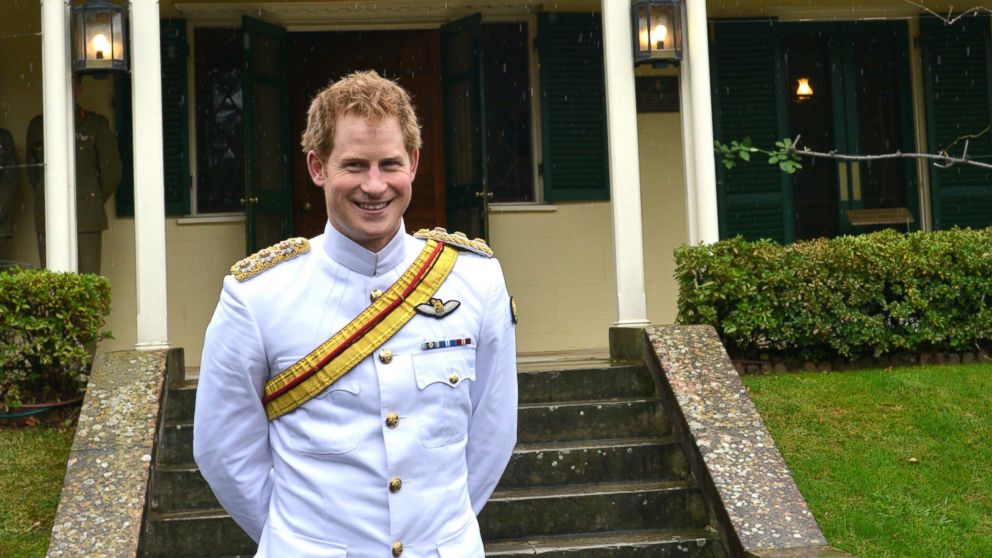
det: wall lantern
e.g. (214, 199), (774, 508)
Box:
(795, 77), (814, 101)
(632, 0), (683, 66)
(71, 0), (128, 75)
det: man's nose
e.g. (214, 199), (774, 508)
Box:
(362, 167), (388, 196)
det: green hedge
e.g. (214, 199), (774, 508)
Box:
(675, 229), (992, 360)
(0, 268), (111, 409)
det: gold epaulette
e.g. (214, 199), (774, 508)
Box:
(231, 238), (310, 282)
(413, 227), (493, 258)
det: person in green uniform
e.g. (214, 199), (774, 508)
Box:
(0, 127), (20, 263)
(27, 78), (123, 274)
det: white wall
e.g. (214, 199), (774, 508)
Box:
(489, 111), (688, 354)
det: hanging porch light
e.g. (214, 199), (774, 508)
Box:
(632, 0), (683, 66)
(71, 0), (129, 75)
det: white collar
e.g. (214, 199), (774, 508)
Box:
(321, 220), (407, 277)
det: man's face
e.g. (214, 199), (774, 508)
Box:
(307, 114), (418, 252)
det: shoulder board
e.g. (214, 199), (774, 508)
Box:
(413, 227), (493, 258)
(231, 238), (310, 282)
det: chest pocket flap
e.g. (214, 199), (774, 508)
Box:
(412, 348), (476, 447)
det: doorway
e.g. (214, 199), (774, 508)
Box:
(288, 30), (446, 239)
(784, 22), (919, 240)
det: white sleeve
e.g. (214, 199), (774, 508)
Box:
(193, 277), (273, 542)
(466, 258), (518, 514)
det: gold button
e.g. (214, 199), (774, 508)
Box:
(449, 373), (459, 384)
(385, 412), (399, 429)
(370, 288), (383, 303)
(392, 542), (404, 557)
(379, 349), (393, 364)
(389, 477), (402, 493)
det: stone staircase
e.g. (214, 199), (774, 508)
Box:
(139, 362), (727, 557)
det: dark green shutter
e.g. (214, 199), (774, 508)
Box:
(115, 18), (190, 217)
(538, 12), (610, 202)
(161, 19), (190, 215)
(113, 72), (134, 216)
(711, 21), (792, 242)
(921, 14), (992, 229)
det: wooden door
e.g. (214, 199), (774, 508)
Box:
(442, 13), (489, 241)
(243, 16), (293, 253)
(288, 30), (446, 239)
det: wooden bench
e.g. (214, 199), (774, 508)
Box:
(844, 207), (914, 227)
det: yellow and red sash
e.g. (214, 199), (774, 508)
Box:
(263, 240), (457, 421)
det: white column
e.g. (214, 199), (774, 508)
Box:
(131, 0), (170, 350)
(679, 63), (699, 245)
(685, 0), (720, 243)
(40, 0), (76, 272)
(601, 0), (649, 326)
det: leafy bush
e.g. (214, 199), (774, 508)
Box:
(0, 268), (111, 409)
(676, 228), (992, 360)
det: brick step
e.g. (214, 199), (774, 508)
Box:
(141, 509), (255, 558)
(485, 528), (726, 557)
(478, 480), (709, 541)
(150, 436), (689, 514)
(501, 436), (689, 489)
(517, 397), (669, 444)
(516, 365), (656, 404)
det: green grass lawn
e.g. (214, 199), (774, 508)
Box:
(0, 418), (75, 558)
(743, 363), (992, 558)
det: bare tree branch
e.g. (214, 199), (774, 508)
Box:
(904, 1), (992, 25)
(790, 146), (992, 171)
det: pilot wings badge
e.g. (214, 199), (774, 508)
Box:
(416, 297), (461, 319)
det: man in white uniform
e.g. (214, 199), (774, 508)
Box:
(194, 71), (518, 558)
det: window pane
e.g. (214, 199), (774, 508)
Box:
(195, 28), (243, 213)
(483, 23), (534, 203)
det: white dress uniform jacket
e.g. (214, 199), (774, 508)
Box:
(194, 222), (518, 558)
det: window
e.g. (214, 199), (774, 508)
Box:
(193, 28), (244, 214)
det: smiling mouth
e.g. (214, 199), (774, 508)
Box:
(356, 201), (389, 211)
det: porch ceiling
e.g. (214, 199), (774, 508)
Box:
(169, 1), (992, 27)
(708, 0), (992, 20)
(169, 0), (599, 26)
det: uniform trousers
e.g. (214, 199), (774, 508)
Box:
(37, 231), (103, 274)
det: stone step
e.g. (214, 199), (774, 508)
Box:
(517, 397), (669, 444)
(485, 528), (726, 557)
(501, 437), (688, 489)
(141, 509), (256, 558)
(162, 365), (656, 425)
(516, 365), (656, 404)
(158, 420), (194, 465)
(161, 397), (669, 465)
(142, 514), (723, 558)
(149, 463), (218, 513)
(150, 436), (689, 514)
(478, 481), (709, 541)
(163, 381), (197, 423)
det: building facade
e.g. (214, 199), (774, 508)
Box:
(1, 0), (989, 368)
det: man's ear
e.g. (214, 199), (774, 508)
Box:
(409, 148), (420, 182)
(306, 151), (326, 186)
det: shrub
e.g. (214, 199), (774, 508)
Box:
(0, 268), (111, 409)
(675, 228), (992, 360)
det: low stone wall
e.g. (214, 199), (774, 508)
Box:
(734, 349), (990, 375)
(46, 349), (180, 558)
(643, 325), (852, 558)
